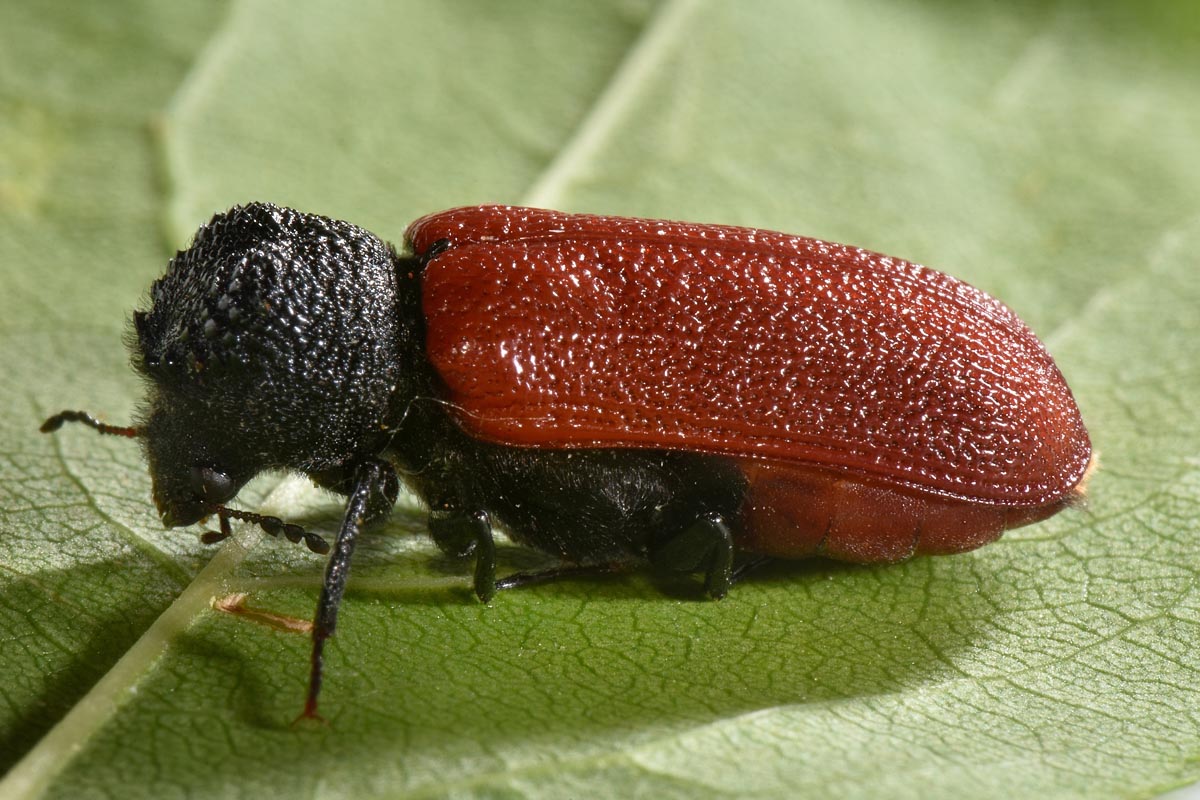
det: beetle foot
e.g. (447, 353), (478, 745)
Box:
(429, 508), (496, 602)
(200, 529), (230, 545)
(651, 512), (735, 599)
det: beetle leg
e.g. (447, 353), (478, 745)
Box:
(494, 562), (632, 591)
(651, 511), (735, 600)
(309, 466), (399, 527)
(730, 554), (772, 585)
(200, 509), (235, 545)
(494, 551), (751, 597)
(299, 458), (396, 723)
(428, 508), (496, 603)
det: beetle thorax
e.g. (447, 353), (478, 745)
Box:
(133, 203), (405, 477)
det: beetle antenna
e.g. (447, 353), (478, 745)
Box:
(208, 505), (331, 555)
(40, 410), (141, 438)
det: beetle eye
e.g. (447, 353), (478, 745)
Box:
(189, 465), (236, 504)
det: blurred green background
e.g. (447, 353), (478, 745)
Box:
(2, 1), (1199, 798)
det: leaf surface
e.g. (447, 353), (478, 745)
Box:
(2, 1), (1199, 798)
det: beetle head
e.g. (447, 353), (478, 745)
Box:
(139, 397), (256, 527)
(132, 203), (406, 528)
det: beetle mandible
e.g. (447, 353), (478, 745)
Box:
(42, 203), (1093, 719)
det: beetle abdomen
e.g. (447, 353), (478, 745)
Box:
(734, 459), (1074, 562)
(410, 206), (1091, 509)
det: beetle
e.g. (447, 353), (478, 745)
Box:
(41, 203), (1092, 719)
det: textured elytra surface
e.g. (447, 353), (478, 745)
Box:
(411, 206), (1091, 507)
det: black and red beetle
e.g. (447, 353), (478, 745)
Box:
(42, 203), (1092, 718)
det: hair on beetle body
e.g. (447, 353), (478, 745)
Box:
(42, 202), (1092, 720)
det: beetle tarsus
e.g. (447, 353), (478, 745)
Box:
(201, 506), (236, 545)
(296, 634), (330, 727)
(651, 512), (735, 599)
(429, 508), (496, 602)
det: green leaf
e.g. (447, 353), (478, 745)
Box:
(3, 1), (1199, 797)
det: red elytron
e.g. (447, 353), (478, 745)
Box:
(410, 206), (1092, 562)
